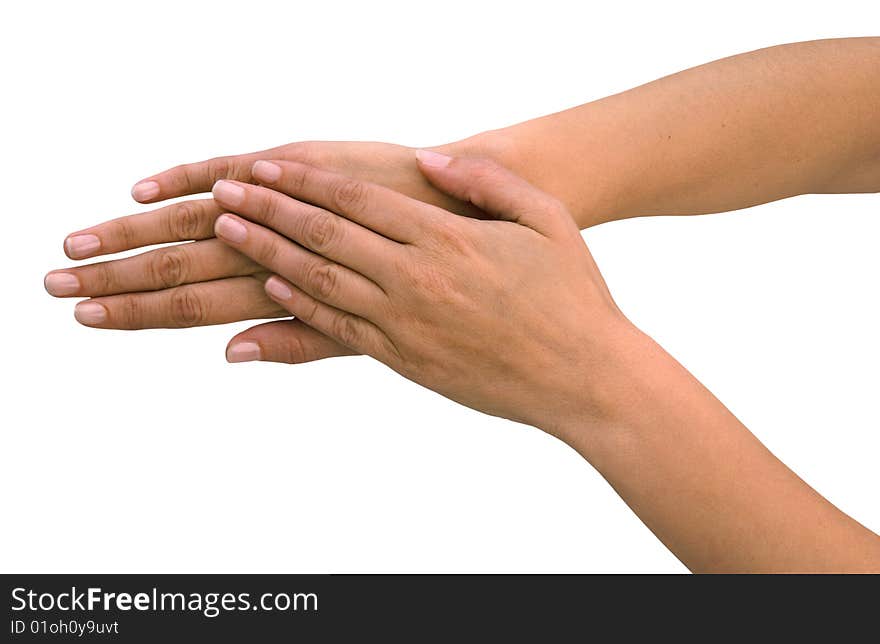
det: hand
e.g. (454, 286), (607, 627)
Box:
(209, 152), (631, 436)
(44, 139), (490, 363)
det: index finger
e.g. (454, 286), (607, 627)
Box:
(130, 144), (288, 203)
(251, 160), (442, 243)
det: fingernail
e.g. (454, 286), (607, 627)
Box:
(74, 301), (107, 325)
(212, 180), (246, 206)
(64, 233), (101, 258)
(131, 180), (160, 202)
(215, 215), (248, 243)
(252, 160), (282, 183)
(44, 272), (80, 296)
(265, 276), (292, 300)
(415, 149), (452, 168)
(226, 341), (261, 363)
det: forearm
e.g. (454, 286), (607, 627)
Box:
(553, 324), (880, 573)
(466, 37), (880, 228)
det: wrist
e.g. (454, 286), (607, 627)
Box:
(541, 321), (672, 468)
(436, 128), (519, 171)
(441, 118), (628, 229)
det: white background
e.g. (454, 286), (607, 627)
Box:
(2, 1), (878, 573)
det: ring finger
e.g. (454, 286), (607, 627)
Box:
(212, 179), (399, 284)
(72, 276), (287, 329)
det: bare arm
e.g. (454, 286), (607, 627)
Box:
(564, 325), (880, 573)
(47, 38), (880, 365)
(482, 37), (880, 226)
(206, 153), (880, 572)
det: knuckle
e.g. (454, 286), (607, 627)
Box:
(119, 296), (142, 329)
(108, 218), (137, 249)
(169, 288), (207, 327)
(401, 259), (455, 300)
(430, 219), (473, 255)
(206, 156), (232, 183)
(174, 163), (197, 194)
(281, 332), (309, 364)
(91, 262), (117, 293)
(167, 201), (205, 240)
(302, 210), (339, 252)
(305, 261), (338, 300)
(149, 248), (189, 289)
(177, 157), (232, 193)
(298, 298), (321, 324)
(257, 238), (280, 267)
(332, 313), (362, 348)
(330, 178), (368, 215)
(258, 192), (283, 229)
(288, 163), (311, 194)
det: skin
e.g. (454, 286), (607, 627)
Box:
(45, 38), (880, 362)
(44, 140), (493, 360)
(42, 38), (880, 571)
(500, 37), (880, 223)
(207, 152), (880, 573)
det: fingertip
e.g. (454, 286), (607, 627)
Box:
(226, 341), (261, 363)
(64, 233), (101, 259)
(415, 149), (453, 169)
(214, 213), (248, 243)
(264, 275), (293, 301)
(73, 301), (107, 326)
(131, 180), (160, 203)
(252, 160), (282, 183)
(44, 271), (80, 297)
(212, 180), (246, 207)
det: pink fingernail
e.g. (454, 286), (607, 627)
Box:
(252, 160), (282, 183)
(215, 215), (248, 243)
(415, 149), (453, 168)
(131, 180), (160, 202)
(74, 301), (107, 325)
(227, 341), (261, 363)
(64, 233), (101, 258)
(212, 180), (246, 206)
(265, 276), (292, 300)
(44, 272), (80, 296)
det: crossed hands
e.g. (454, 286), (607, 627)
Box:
(45, 145), (629, 436)
(44, 141), (493, 365)
(43, 38), (880, 573)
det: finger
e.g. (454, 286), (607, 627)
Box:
(263, 275), (396, 361)
(225, 319), (356, 364)
(212, 178), (398, 282)
(214, 214), (386, 321)
(130, 147), (284, 203)
(63, 199), (222, 260)
(415, 150), (572, 236)
(73, 276), (286, 329)
(45, 239), (260, 298)
(249, 159), (433, 243)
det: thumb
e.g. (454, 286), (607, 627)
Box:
(415, 149), (567, 235)
(226, 319), (356, 364)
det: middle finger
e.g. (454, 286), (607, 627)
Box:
(214, 213), (387, 322)
(44, 239), (260, 298)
